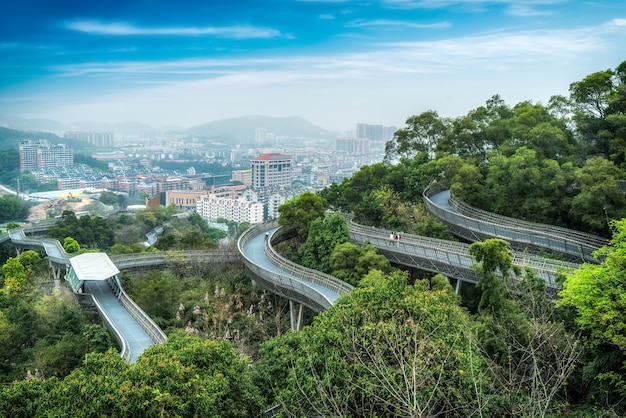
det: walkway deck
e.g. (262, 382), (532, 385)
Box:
(424, 188), (607, 263)
(83, 280), (154, 363)
(243, 228), (341, 303)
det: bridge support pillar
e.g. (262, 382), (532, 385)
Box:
(455, 278), (462, 295)
(49, 262), (62, 289)
(290, 301), (304, 331)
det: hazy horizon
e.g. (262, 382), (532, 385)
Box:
(1, 1), (625, 132)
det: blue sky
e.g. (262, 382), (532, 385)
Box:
(1, 0), (625, 132)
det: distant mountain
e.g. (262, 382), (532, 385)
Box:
(0, 127), (61, 150)
(0, 115), (66, 133)
(187, 115), (337, 141)
(69, 121), (158, 135)
(0, 115), (338, 140)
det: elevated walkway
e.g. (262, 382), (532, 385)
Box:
(1, 192), (606, 355)
(348, 220), (579, 290)
(5, 225), (166, 363)
(238, 223), (353, 326)
(424, 188), (608, 263)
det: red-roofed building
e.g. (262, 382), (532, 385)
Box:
(251, 153), (293, 189)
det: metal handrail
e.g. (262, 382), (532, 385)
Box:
(266, 228), (353, 296)
(422, 187), (607, 263)
(347, 219), (578, 289)
(107, 277), (167, 344)
(76, 292), (131, 362)
(238, 223), (352, 311)
(448, 193), (608, 248)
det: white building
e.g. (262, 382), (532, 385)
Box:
(19, 140), (73, 173)
(196, 194), (264, 224)
(251, 153), (293, 189)
(267, 192), (290, 220)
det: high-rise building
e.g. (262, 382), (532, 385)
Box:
(356, 123), (383, 141)
(255, 128), (268, 144)
(383, 125), (398, 142)
(335, 137), (371, 154)
(64, 131), (115, 147)
(19, 140), (73, 173)
(251, 153), (293, 189)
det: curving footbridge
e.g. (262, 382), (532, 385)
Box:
(423, 187), (608, 263)
(0, 187), (605, 360)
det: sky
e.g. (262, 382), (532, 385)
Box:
(1, 0), (625, 133)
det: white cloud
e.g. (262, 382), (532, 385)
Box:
(346, 19), (451, 29)
(381, 0), (564, 14)
(6, 17), (625, 131)
(48, 21), (616, 85)
(607, 18), (626, 28)
(64, 21), (283, 39)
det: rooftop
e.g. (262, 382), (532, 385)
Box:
(69, 252), (120, 281)
(251, 153), (291, 161)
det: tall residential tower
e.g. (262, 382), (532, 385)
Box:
(251, 153), (293, 189)
(19, 140), (73, 173)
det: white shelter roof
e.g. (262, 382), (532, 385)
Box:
(69, 252), (120, 281)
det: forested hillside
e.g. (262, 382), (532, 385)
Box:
(321, 60), (626, 238)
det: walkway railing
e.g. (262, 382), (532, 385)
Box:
(348, 219), (579, 289)
(268, 227), (353, 296)
(238, 223), (352, 312)
(5, 222), (168, 361)
(110, 250), (240, 269)
(107, 276), (167, 345)
(423, 186), (607, 263)
(76, 292), (131, 362)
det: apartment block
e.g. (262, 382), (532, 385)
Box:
(64, 131), (115, 147)
(166, 190), (207, 210)
(19, 140), (73, 173)
(231, 169), (252, 186)
(335, 137), (371, 155)
(196, 194), (264, 224)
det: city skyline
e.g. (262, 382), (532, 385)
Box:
(1, 1), (625, 132)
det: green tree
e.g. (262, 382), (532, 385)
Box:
(99, 190), (121, 206)
(470, 240), (581, 416)
(129, 271), (181, 324)
(500, 101), (576, 162)
(2, 257), (27, 291)
(330, 241), (391, 286)
(17, 250), (46, 285)
(4, 334), (265, 417)
(298, 213), (349, 274)
(179, 230), (217, 250)
(317, 181), (349, 212)
(265, 270), (484, 416)
(570, 157), (626, 236)
(0, 195), (29, 222)
(559, 219), (626, 352)
(62, 237), (80, 254)
(277, 192), (327, 241)
(5, 221), (20, 230)
(385, 110), (449, 159)
(469, 238), (518, 314)
(570, 60), (626, 166)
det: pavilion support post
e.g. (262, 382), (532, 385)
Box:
(455, 278), (462, 295)
(289, 300), (304, 331)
